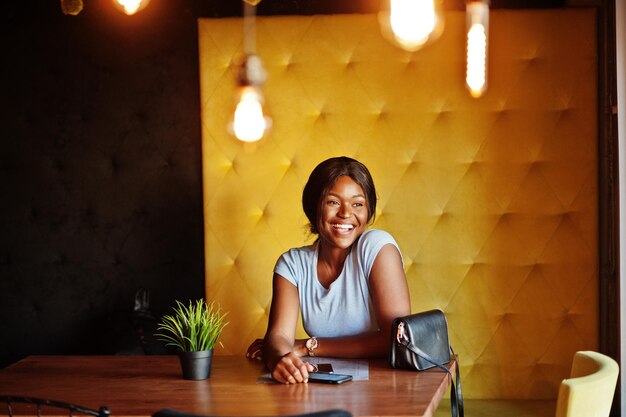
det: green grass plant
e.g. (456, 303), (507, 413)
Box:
(156, 299), (228, 352)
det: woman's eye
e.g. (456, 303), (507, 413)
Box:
(353, 202), (364, 208)
(327, 200), (340, 206)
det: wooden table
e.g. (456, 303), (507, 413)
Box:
(0, 356), (454, 417)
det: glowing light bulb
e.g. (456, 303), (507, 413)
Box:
(379, 0), (444, 51)
(60, 0), (83, 15)
(229, 54), (271, 143)
(466, 23), (487, 96)
(231, 87), (271, 143)
(466, 1), (489, 98)
(113, 0), (150, 15)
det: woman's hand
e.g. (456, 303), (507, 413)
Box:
(248, 335), (314, 384)
(270, 351), (315, 384)
(246, 338), (264, 361)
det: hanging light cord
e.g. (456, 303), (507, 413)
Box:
(243, 1), (256, 55)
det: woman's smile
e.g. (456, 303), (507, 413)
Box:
(332, 223), (355, 233)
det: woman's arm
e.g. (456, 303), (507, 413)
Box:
(262, 273), (315, 384)
(301, 243), (411, 358)
(368, 242), (412, 351)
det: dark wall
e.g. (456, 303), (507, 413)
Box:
(0, 0), (205, 367)
(0, 0), (406, 370)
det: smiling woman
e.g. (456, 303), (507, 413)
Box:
(246, 157), (411, 385)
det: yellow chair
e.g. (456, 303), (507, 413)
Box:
(555, 351), (619, 417)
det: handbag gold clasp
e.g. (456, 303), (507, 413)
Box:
(396, 321), (409, 345)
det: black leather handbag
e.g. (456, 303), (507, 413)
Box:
(389, 309), (464, 417)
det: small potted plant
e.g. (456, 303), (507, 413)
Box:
(156, 299), (228, 380)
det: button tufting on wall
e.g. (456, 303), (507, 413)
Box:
(29, 207), (39, 222)
(230, 157), (239, 174)
(32, 304), (42, 316)
(163, 156), (175, 169)
(434, 110), (450, 123)
(221, 60), (233, 74)
(199, 11), (599, 398)
(132, 207), (147, 221)
(111, 255), (122, 266)
(518, 55), (540, 75)
(494, 108), (509, 120)
(53, 158), (66, 173)
(555, 108), (571, 123)
(53, 254), (66, 265)
(404, 257), (413, 270)
(282, 159), (293, 173)
(498, 211), (511, 220)
(109, 156), (120, 175)
(222, 159), (234, 174)
(251, 206), (264, 221)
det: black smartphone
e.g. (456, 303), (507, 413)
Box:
(315, 363), (334, 373)
(308, 372), (352, 384)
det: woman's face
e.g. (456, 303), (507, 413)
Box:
(317, 175), (369, 251)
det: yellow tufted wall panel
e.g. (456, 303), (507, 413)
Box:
(198, 9), (598, 399)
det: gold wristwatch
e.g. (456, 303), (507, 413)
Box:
(305, 337), (318, 357)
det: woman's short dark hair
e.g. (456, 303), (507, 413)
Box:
(302, 156), (377, 234)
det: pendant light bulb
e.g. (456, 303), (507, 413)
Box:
(466, 0), (489, 98)
(379, 0), (444, 51)
(232, 87), (271, 142)
(113, 0), (150, 15)
(229, 54), (272, 143)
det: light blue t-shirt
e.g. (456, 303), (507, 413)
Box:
(274, 229), (402, 338)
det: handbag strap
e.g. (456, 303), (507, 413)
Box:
(398, 340), (464, 417)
